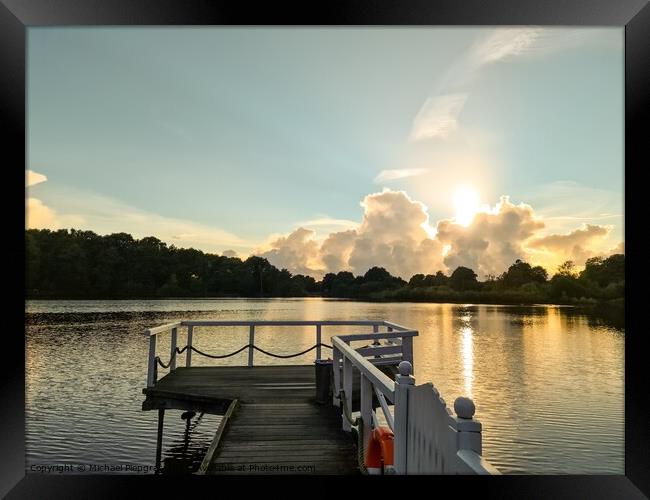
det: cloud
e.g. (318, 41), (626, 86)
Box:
(320, 229), (358, 273)
(472, 28), (543, 65)
(527, 224), (612, 270)
(436, 196), (546, 277)
(295, 216), (358, 235)
(25, 169), (85, 229)
(410, 93), (468, 141)
(256, 189), (619, 280)
(24, 173), (254, 255)
(257, 189), (445, 279)
(609, 241), (624, 255)
(26, 197), (58, 229)
(411, 28), (592, 143)
(256, 227), (323, 276)
(26, 170), (47, 187)
(374, 168), (429, 184)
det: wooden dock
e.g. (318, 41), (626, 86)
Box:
(143, 365), (360, 474)
(142, 320), (499, 475)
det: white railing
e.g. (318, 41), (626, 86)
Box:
(145, 320), (416, 388)
(332, 335), (500, 475)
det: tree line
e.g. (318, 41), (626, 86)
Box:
(25, 229), (624, 306)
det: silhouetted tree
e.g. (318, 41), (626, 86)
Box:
(501, 259), (548, 288)
(449, 266), (479, 291)
(557, 260), (577, 278)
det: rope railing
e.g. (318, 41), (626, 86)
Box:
(155, 342), (334, 369)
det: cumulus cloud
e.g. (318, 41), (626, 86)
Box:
(436, 196), (546, 277)
(256, 227), (323, 276)
(346, 190), (446, 277)
(25, 169), (69, 229)
(256, 189), (446, 279)
(26, 197), (58, 229)
(320, 229), (357, 273)
(609, 241), (624, 255)
(256, 189), (619, 280)
(527, 224), (612, 270)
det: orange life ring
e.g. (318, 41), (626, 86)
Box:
(365, 426), (394, 474)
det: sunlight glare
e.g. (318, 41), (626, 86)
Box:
(453, 186), (481, 226)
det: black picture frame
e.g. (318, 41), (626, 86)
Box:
(3, 0), (648, 497)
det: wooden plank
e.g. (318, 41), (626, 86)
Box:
(355, 345), (403, 357)
(337, 331), (418, 342)
(204, 396), (360, 475)
(196, 399), (238, 475)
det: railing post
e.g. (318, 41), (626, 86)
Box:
(342, 356), (353, 432)
(360, 373), (372, 451)
(248, 325), (255, 367)
(386, 326), (393, 345)
(316, 324), (322, 361)
(147, 334), (157, 387)
(402, 333), (414, 367)
(169, 327), (178, 371)
(372, 324), (380, 346)
(454, 397), (482, 454)
(332, 345), (341, 407)
(186, 325), (193, 367)
(394, 360), (415, 474)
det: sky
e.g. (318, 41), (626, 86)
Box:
(26, 27), (624, 279)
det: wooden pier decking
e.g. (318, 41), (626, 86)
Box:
(143, 365), (362, 474)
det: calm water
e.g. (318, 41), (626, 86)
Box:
(25, 298), (624, 474)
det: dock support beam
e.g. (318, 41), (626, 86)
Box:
(316, 324), (322, 361)
(155, 409), (165, 473)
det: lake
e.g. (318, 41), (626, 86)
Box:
(25, 298), (624, 474)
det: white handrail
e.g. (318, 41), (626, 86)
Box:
(331, 336), (396, 401)
(146, 322), (182, 336)
(179, 319), (389, 329)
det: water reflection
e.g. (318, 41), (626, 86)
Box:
(460, 324), (473, 399)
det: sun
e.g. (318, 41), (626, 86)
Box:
(453, 186), (480, 226)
